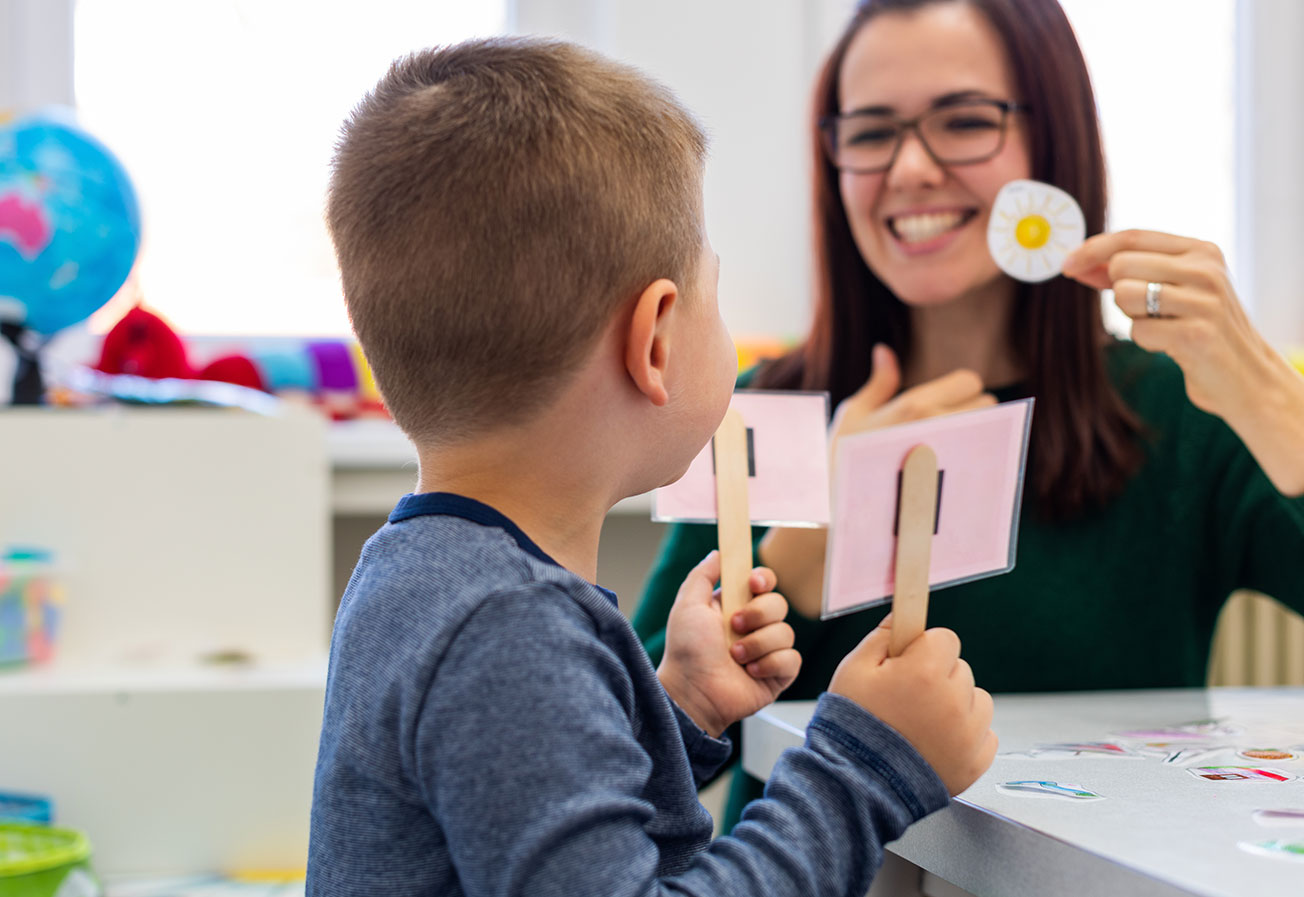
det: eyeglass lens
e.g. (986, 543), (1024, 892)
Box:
(831, 101), (1009, 172)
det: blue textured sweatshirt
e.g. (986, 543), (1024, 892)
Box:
(307, 492), (949, 896)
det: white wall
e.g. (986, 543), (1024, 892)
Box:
(0, 0), (75, 112)
(1238, 0), (1304, 347)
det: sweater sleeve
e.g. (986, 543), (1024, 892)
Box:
(707, 693), (950, 895)
(669, 697), (734, 788)
(421, 586), (947, 897)
(1194, 403), (1304, 615)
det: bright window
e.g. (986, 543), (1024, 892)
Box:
(72, 0), (1238, 339)
(74, 0), (508, 336)
(1057, 0), (1238, 333)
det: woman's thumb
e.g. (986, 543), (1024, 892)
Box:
(859, 344), (902, 409)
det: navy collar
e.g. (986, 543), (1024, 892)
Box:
(388, 492), (620, 608)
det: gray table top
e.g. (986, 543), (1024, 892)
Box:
(741, 688), (1304, 897)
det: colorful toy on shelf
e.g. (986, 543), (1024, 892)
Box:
(0, 547), (63, 668)
(734, 334), (794, 373)
(91, 305), (387, 420)
(94, 306), (191, 381)
(0, 822), (100, 896)
(0, 109), (142, 405)
(0, 793), (52, 826)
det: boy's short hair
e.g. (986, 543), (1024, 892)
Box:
(327, 37), (708, 445)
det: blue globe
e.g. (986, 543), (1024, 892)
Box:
(0, 111), (142, 335)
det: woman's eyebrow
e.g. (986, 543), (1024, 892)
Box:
(841, 89), (998, 117)
(932, 89), (996, 107)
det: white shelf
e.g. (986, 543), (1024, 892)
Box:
(0, 658), (328, 695)
(1, 658), (328, 878)
(327, 418), (418, 468)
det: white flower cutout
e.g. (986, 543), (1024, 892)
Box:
(987, 179), (1086, 283)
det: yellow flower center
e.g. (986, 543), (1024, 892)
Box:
(1015, 214), (1051, 249)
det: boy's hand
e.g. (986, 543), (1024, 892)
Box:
(830, 618), (997, 796)
(658, 551), (801, 738)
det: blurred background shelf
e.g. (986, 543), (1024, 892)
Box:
(0, 660), (327, 880)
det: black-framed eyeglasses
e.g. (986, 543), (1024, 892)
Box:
(819, 99), (1027, 174)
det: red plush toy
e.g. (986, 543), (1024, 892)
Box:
(95, 306), (191, 379)
(95, 306), (268, 392)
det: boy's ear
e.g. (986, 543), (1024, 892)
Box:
(624, 278), (679, 407)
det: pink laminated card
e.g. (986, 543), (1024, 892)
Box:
(822, 399), (1034, 619)
(653, 390), (830, 527)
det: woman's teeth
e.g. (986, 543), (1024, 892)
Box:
(890, 211), (968, 244)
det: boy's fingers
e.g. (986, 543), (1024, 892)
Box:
(730, 621), (795, 664)
(951, 657), (975, 694)
(732, 591), (788, 633)
(745, 647), (802, 684)
(679, 550), (721, 605)
(903, 627), (962, 672)
(979, 729), (999, 770)
(749, 566), (778, 594)
(973, 687), (995, 728)
(850, 618), (894, 665)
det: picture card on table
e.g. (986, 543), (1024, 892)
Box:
(822, 398), (1034, 619)
(653, 390), (831, 527)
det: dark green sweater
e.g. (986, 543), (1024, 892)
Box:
(632, 340), (1304, 830)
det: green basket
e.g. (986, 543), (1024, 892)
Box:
(0, 823), (99, 897)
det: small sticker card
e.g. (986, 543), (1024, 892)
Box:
(1189, 766), (1294, 783)
(1114, 719), (1245, 741)
(1002, 742), (1144, 761)
(1237, 839), (1304, 862)
(653, 390), (831, 527)
(1139, 745), (1231, 766)
(822, 399), (1033, 618)
(1239, 748), (1298, 762)
(997, 780), (1103, 801)
(1253, 809), (1304, 828)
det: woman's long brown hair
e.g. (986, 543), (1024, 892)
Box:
(756, 0), (1142, 520)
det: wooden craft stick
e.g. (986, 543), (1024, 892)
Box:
(713, 408), (752, 643)
(889, 444), (938, 658)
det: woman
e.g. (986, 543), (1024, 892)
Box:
(633, 0), (1304, 832)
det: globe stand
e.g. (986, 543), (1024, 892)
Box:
(1, 321), (45, 405)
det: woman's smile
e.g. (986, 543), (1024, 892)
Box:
(885, 206), (980, 254)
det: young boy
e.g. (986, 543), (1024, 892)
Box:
(307, 37), (996, 895)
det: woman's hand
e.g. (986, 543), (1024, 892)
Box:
(758, 345), (995, 620)
(830, 344), (996, 449)
(1063, 229), (1304, 495)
